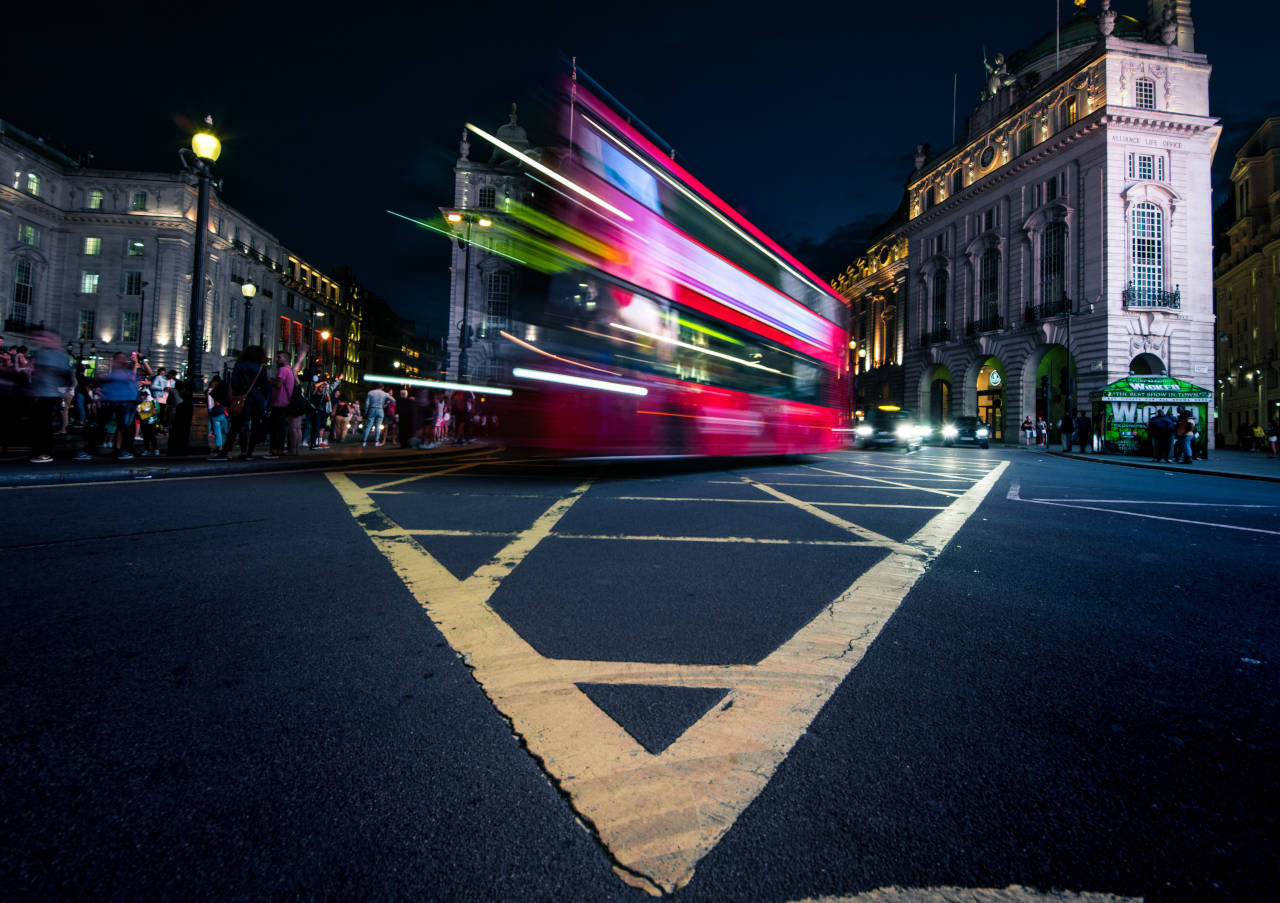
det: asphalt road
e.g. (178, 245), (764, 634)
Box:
(1, 447), (1275, 902)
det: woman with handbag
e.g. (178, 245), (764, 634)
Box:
(209, 346), (268, 461)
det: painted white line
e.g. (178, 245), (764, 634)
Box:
(1009, 484), (1280, 536)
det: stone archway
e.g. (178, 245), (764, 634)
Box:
(920, 363), (953, 425)
(1035, 345), (1077, 430)
(975, 356), (1008, 441)
(1129, 353), (1166, 375)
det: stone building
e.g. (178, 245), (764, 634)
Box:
(444, 106), (539, 383)
(829, 201), (909, 412)
(1, 118), (356, 381)
(895, 0), (1218, 443)
(1213, 116), (1280, 443)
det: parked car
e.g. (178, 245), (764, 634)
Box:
(855, 406), (926, 451)
(941, 415), (991, 449)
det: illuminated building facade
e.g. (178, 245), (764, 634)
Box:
(445, 106), (538, 383)
(830, 214), (909, 412)
(0, 117), (355, 381)
(1214, 116), (1280, 442)
(898, 1), (1218, 443)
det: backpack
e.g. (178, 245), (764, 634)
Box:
(286, 380), (311, 416)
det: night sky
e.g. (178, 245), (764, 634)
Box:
(3, 0), (1274, 337)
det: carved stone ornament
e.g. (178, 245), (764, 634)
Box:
(1129, 334), (1169, 359)
(1098, 0), (1117, 37)
(459, 128), (470, 162)
(1161, 4), (1177, 45)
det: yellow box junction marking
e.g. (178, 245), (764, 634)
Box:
(327, 460), (1007, 895)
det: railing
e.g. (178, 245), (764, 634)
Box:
(920, 327), (951, 346)
(1122, 284), (1181, 310)
(1024, 297), (1072, 322)
(966, 314), (1004, 336)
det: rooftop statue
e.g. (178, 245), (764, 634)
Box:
(982, 52), (1015, 101)
(1098, 0), (1117, 37)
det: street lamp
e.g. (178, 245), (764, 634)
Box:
(443, 209), (492, 381)
(174, 116), (220, 454)
(240, 279), (257, 351)
(138, 280), (149, 356)
(320, 329), (331, 373)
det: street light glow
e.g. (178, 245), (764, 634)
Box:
(191, 129), (221, 163)
(240, 281), (257, 300)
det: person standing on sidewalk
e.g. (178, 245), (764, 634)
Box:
(206, 374), (229, 453)
(150, 368), (169, 430)
(135, 389), (160, 456)
(88, 351), (151, 461)
(1021, 416), (1034, 447)
(1075, 410), (1092, 454)
(1058, 412), (1075, 453)
(362, 385), (392, 447)
(266, 345), (306, 458)
(210, 346), (268, 461)
(1148, 409), (1175, 463)
(25, 329), (74, 464)
(1173, 409), (1195, 464)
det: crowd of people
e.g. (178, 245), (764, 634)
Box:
(204, 345), (488, 460)
(1, 333), (490, 464)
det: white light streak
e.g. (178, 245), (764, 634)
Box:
(362, 374), (513, 396)
(512, 367), (648, 396)
(466, 123), (633, 222)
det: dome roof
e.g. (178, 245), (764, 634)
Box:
(493, 104), (530, 150)
(1008, 11), (1144, 75)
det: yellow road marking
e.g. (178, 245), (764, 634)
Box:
(611, 496), (945, 509)
(328, 460), (1008, 894)
(740, 477), (924, 558)
(802, 465), (964, 498)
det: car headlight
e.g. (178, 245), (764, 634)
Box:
(976, 428), (989, 437)
(855, 425), (873, 437)
(942, 425), (958, 438)
(895, 425), (912, 439)
(915, 425), (931, 438)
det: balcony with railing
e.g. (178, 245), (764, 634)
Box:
(1122, 283), (1181, 310)
(966, 314), (1004, 336)
(1024, 297), (1072, 322)
(920, 326), (951, 346)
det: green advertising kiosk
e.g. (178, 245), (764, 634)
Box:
(1091, 376), (1212, 456)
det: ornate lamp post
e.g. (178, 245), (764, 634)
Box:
(172, 117), (221, 454)
(240, 279), (257, 352)
(443, 210), (492, 381)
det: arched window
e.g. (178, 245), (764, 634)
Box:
(11, 259), (34, 327)
(478, 185), (496, 208)
(486, 271), (511, 331)
(1130, 203), (1163, 302)
(932, 269), (948, 330)
(980, 247), (1000, 321)
(1040, 222), (1066, 306)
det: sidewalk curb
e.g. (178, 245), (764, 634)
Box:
(1050, 451), (1280, 483)
(0, 446), (483, 489)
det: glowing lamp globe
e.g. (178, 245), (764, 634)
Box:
(192, 131), (222, 162)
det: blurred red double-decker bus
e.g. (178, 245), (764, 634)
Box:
(460, 78), (850, 456)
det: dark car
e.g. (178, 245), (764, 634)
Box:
(854, 406), (925, 451)
(941, 415), (991, 449)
